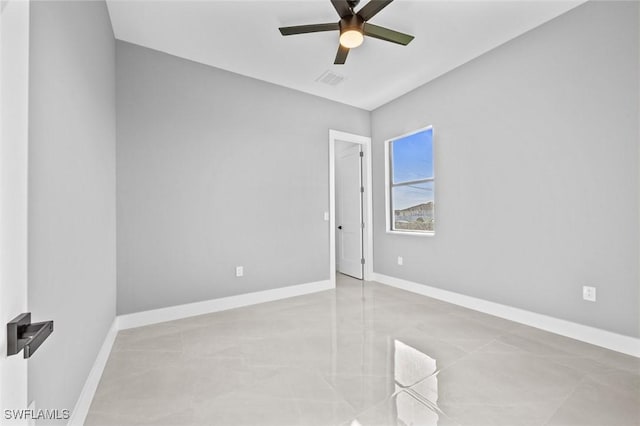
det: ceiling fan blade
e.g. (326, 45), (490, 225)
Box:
(331, 0), (353, 18)
(279, 22), (339, 36)
(334, 44), (350, 64)
(364, 23), (414, 45)
(357, 0), (394, 21)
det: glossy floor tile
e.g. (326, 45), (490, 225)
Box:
(86, 274), (640, 426)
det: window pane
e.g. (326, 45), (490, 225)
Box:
(392, 181), (434, 232)
(392, 128), (433, 183)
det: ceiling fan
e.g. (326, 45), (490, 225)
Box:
(278, 0), (414, 65)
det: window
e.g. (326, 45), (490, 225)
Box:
(386, 127), (434, 234)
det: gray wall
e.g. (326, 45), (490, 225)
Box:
(371, 1), (639, 337)
(28, 0), (116, 419)
(116, 42), (370, 315)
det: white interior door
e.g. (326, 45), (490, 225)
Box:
(0, 0), (30, 421)
(335, 143), (363, 279)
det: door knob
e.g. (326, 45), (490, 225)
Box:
(7, 313), (54, 358)
(338, 225), (343, 229)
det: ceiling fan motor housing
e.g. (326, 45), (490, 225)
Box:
(339, 14), (364, 34)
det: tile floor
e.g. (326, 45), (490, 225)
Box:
(86, 274), (640, 426)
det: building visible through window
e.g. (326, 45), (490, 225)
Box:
(387, 127), (434, 233)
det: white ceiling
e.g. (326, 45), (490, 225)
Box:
(106, 0), (585, 111)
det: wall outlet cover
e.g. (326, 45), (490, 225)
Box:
(583, 286), (596, 302)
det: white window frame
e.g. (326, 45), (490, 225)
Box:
(384, 125), (435, 236)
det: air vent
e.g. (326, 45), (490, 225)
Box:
(315, 70), (345, 86)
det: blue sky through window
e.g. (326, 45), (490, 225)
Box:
(392, 128), (433, 183)
(391, 128), (434, 212)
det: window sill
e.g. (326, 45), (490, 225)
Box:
(386, 230), (435, 237)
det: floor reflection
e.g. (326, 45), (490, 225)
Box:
(349, 338), (445, 426)
(342, 272), (448, 425)
(394, 339), (441, 425)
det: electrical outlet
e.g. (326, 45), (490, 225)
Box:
(397, 256), (403, 266)
(583, 286), (596, 302)
(235, 266), (244, 277)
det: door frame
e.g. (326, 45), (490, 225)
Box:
(329, 130), (373, 285)
(0, 0), (30, 420)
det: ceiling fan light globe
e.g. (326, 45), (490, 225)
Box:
(339, 30), (364, 48)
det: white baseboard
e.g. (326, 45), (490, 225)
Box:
(67, 318), (119, 426)
(117, 279), (334, 330)
(371, 273), (640, 357)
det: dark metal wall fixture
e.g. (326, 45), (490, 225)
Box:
(7, 313), (54, 358)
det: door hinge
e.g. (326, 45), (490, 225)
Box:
(362, 222), (365, 229)
(361, 258), (365, 265)
(359, 151), (364, 157)
(360, 186), (364, 193)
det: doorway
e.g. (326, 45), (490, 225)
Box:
(329, 130), (373, 285)
(335, 141), (363, 279)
